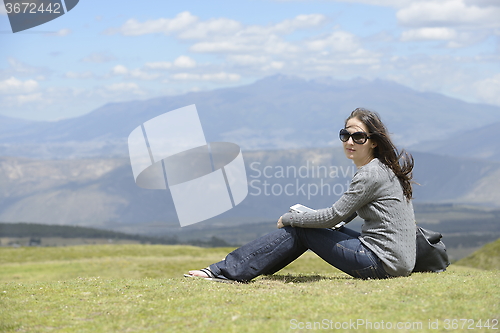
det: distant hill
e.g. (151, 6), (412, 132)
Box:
(0, 222), (143, 239)
(411, 120), (500, 162)
(0, 222), (233, 248)
(455, 238), (500, 270)
(0, 114), (37, 133)
(1, 147), (499, 231)
(1, 75), (500, 159)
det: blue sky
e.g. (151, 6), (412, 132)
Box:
(1, 0), (499, 121)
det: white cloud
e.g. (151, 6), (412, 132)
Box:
(270, 14), (327, 34)
(65, 71), (94, 79)
(170, 73), (200, 80)
(111, 13), (323, 57)
(111, 65), (128, 75)
(54, 28), (71, 36)
(381, 54), (500, 107)
(227, 55), (287, 72)
(110, 65), (160, 80)
(395, 0), (499, 47)
(144, 62), (172, 70)
(105, 82), (144, 95)
(171, 72), (241, 82)
(3, 58), (45, 77)
(306, 31), (361, 53)
(177, 17), (242, 39)
(211, 72), (241, 81)
(15, 93), (43, 104)
(277, 0), (500, 10)
(144, 56), (196, 70)
(227, 55), (269, 66)
(105, 12), (380, 83)
(473, 74), (500, 105)
(263, 61), (285, 71)
(173, 56), (196, 68)
(0, 77), (38, 94)
(397, 0), (500, 28)
(444, 30), (488, 48)
(190, 41), (254, 53)
(108, 57), (197, 82)
(273, 0), (414, 8)
(81, 52), (116, 63)
(112, 12), (326, 39)
(190, 34), (299, 55)
(464, 0), (500, 7)
(128, 70), (160, 80)
(190, 14), (325, 54)
(121, 12), (377, 78)
(109, 11), (198, 36)
(0, 77), (43, 109)
(401, 27), (457, 41)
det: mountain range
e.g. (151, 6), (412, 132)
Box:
(410, 121), (500, 161)
(0, 147), (499, 233)
(1, 75), (500, 160)
(0, 74), (499, 235)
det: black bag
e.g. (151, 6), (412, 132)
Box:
(413, 227), (450, 273)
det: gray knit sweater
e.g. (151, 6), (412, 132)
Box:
(281, 158), (416, 276)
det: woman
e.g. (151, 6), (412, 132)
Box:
(185, 108), (416, 282)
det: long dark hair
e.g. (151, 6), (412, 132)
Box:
(345, 108), (415, 200)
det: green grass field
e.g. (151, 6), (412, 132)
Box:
(1, 244), (498, 333)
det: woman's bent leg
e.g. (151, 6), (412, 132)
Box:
(294, 227), (391, 279)
(208, 226), (390, 282)
(210, 227), (307, 282)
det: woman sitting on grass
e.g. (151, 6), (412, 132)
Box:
(185, 108), (416, 282)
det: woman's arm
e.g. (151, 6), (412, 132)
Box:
(277, 216), (285, 229)
(280, 169), (378, 228)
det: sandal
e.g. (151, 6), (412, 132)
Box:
(184, 268), (237, 284)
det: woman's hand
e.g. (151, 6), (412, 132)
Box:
(277, 216), (284, 229)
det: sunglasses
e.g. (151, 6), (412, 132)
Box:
(339, 128), (372, 144)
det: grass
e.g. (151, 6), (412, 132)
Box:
(0, 244), (499, 332)
(455, 238), (500, 271)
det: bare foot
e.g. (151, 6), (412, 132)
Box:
(188, 270), (209, 278)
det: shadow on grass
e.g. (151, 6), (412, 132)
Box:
(259, 274), (351, 283)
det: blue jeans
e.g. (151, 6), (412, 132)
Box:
(209, 226), (391, 282)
